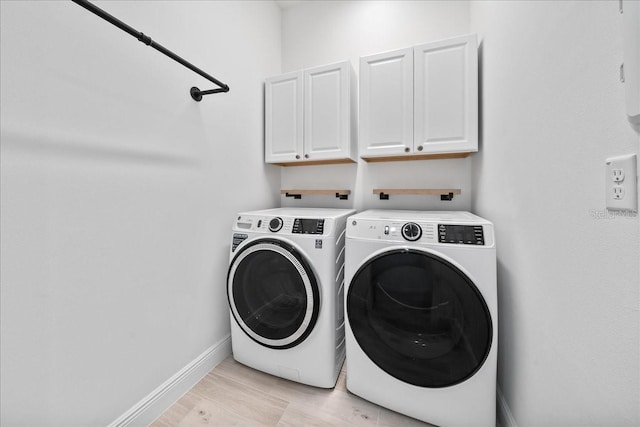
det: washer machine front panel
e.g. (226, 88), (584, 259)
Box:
(226, 207), (355, 388)
(228, 238), (320, 349)
(347, 247), (492, 388)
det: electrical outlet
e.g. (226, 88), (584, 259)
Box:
(612, 169), (625, 182)
(613, 185), (625, 200)
(605, 154), (638, 211)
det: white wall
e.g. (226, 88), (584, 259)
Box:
(279, 0), (473, 212)
(0, 1), (281, 425)
(470, 1), (639, 425)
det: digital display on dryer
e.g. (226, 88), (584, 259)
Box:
(438, 225), (484, 245)
(292, 219), (325, 234)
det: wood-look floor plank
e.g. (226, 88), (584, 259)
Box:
(150, 388), (202, 426)
(216, 358), (340, 405)
(213, 357), (281, 394)
(189, 372), (289, 425)
(333, 364), (347, 393)
(276, 400), (357, 427)
(301, 388), (384, 426)
(151, 355), (432, 426)
(179, 397), (283, 427)
(378, 407), (437, 427)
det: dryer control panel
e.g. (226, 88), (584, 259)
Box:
(346, 214), (494, 248)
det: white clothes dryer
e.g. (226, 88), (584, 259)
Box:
(227, 207), (355, 388)
(345, 210), (497, 426)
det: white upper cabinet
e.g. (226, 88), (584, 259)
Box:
(265, 71), (304, 164)
(304, 62), (353, 161)
(265, 61), (356, 165)
(359, 47), (414, 157)
(359, 34), (478, 161)
(414, 34), (478, 155)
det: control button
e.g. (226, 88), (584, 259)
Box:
(269, 217), (283, 232)
(384, 225), (390, 235)
(401, 222), (422, 241)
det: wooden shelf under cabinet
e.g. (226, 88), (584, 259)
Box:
(273, 158), (356, 167)
(362, 152), (473, 163)
(281, 189), (351, 200)
(373, 188), (461, 201)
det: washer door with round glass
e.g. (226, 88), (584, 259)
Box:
(347, 249), (492, 388)
(227, 239), (320, 349)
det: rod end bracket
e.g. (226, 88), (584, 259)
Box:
(190, 87), (203, 102)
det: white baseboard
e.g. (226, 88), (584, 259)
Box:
(497, 387), (517, 427)
(108, 334), (232, 427)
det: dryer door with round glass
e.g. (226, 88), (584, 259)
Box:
(227, 239), (320, 349)
(347, 248), (492, 388)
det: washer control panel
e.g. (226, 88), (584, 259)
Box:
(292, 218), (324, 234)
(234, 215), (328, 235)
(438, 224), (485, 245)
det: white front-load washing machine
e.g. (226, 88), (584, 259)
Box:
(227, 207), (355, 388)
(345, 210), (497, 426)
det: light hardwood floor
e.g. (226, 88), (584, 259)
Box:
(150, 355), (433, 426)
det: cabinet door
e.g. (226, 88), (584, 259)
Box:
(265, 71), (304, 163)
(303, 61), (353, 161)
(414, 34), (478, 154)
(359, 48), (414, 157)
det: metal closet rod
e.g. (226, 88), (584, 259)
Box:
(71, 0), (229, 101)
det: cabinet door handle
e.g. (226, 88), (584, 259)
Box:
(417, 145), (424, 151)
(295, 154), (301, 160)
(404, 147), (411, 153)
(304, 154), (310, 159)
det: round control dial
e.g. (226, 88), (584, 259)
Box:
(401, 222), (422, 241)
(268, 217), (283, 232)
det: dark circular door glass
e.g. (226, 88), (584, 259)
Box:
(228, 240), (319, 349)
(347, 249), (492, 388)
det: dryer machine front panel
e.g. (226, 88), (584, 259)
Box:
(228, 239), (320, 349)
(347, 248), (492, 388)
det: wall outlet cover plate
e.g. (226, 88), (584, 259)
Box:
(605, 154), (638, 211)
